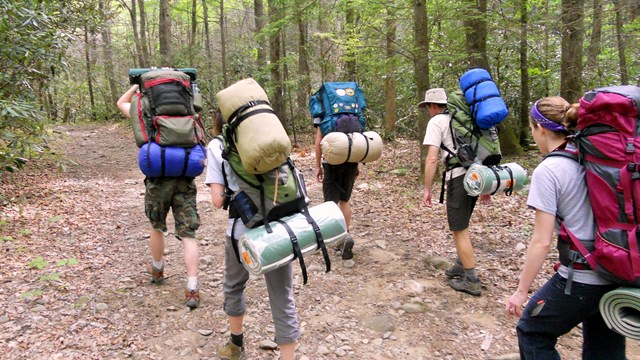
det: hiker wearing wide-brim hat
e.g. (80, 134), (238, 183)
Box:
(419, 87), (487, 296)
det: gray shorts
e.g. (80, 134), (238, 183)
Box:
(446, 175), (478, 231)
(222, 221), (301, 344)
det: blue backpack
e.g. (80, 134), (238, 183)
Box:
(309, 82), (367, 136)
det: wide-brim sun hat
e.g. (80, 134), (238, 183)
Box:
(418, 88), (447, 108)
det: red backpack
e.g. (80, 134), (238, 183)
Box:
(551, 86), (640, 289)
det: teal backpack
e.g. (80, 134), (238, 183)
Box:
(309, 82), (367, 136)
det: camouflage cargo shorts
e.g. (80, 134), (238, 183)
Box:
(144, 177), (200, 238)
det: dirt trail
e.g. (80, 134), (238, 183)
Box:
(0, 123), (638, 359)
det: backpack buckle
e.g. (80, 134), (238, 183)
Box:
(629, 163), (640, 179)
(626, 138), (635, 153)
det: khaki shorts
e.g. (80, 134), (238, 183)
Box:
(446, 175), (478, 231)
(144, 177), (200, 238)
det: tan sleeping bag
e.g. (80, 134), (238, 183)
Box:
(321, 131), (383, 165)
(216, 78), (291, 174)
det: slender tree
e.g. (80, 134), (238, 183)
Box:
(254, 0), (267, 70)
(584, 0), (603, 77)
(518, 0), (530, 146)
(464, 0), (489, 69)
(613, 0), (629, 84)
(189, 0), (197, 66)
(268, 0), (285, 119)
(99, 0), (118, 106)
(414, 0), (429, 174)
(220, 0), (228, 87)
(560, 0), (585, 103)
(296, 0), (311, 121)
(84, 24), (97, 120)
(385, 4), (397, 136)
(159, 0), (173, 65)
(138, 0), (149, 65)
(201, 0), (214, 84)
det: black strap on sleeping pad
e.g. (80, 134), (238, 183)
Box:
(181, 147), (192, 176)
(276, 219), (308, 284)
(489, 166), (501, 195)
(504, 166), (514, 196)
(359, 133), (371, 163)
(160, 145), (166, 177)
(345, 135), (353, 165)
(227, 100), (273, 139)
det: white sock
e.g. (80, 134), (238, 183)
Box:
(187, 276), (198, 291)
(152, 259), (164, 270)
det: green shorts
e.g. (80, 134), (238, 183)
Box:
(144, 177), (200, 238)
(446, 175), (478, 231)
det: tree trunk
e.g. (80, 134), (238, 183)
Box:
(613, 0), (629, 84)
(560, 0), (585, 103)
(384, 4), (397, 136)
(584, 0), (603, 75)
(189, 0), (197, 67)
(159, 0), (173, 65)
(99, 0), (118, 108)
(122, 0), (144, 68)
(345, 1), (357, 80)
(268, 0), (285, 119)
(201, 0), (215, 86)
(318, 0), (333, 81)
(138, 0), (149, 66)
(84, 24), (97, 121)
(220, 0), (228, 87)
(414, 0), (430, 176)
(296, 0), (311, 124)
(282, 30), (296, 141)
(254, 0), (267, 70)
(464, 0), (489, 70)
(518, 0), (530, 147)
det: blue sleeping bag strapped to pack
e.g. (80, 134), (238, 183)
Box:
(309, 82), (367, 136)
(138, 142), (206, 178)
(459, 68), (509, 129)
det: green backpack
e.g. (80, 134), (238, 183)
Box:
(442, 90), (502, 170)
(129, 69), (205, 148)
(218, 129), (331, 283)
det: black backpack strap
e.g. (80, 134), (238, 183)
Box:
(181, 147), (192, 176)
(255, 175), (271, 233)
(230, 218), (242, 264)
(345, 135), (353, 164)
(276, 219), (308, 285)
(504, 166), (514, 196)
(359, 132), (371, 163)
(160, 145), (166, 177)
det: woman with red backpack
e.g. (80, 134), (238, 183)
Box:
(504, 96), (626, 359)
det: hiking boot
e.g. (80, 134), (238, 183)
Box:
(445, 262), (465, 278)
(147, 263), (164, 284)
(449, 277), (482, 296)
(217, 341), (246, 360)
(185, 288), (200, 309)
(341, 235), (354, 260)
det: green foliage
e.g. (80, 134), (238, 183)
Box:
(28, 256), (49, 270)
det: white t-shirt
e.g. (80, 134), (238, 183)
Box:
(204, 137), (248, 237)
(527, 147), (610, 285)
(422, 112), (466, 179)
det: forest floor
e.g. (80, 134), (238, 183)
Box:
(0, 122), (638, 360)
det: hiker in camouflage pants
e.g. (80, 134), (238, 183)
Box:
(117, 85), (201, 309)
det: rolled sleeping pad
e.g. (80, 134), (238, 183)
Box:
(238, 201), (347, 276)
(599, 287), (640, 340)
(459, 68), (509, 129)
(138, 142), (206, 178)
(215, 78), (291, 174)
(463, 162), (528, 196)
(320, 131), (383, 165)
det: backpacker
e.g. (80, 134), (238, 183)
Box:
(217, 131), (331, 284)
(309, 82), (367, 136)
(549, 85), (640, 288)
(129, 68), (206, 148)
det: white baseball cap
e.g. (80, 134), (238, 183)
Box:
(418, 88), (447, 108)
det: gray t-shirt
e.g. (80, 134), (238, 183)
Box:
(204, 137), (249, 237)
(527, 147), (610, 285)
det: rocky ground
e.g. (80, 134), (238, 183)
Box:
(0, 123), (638, 359)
